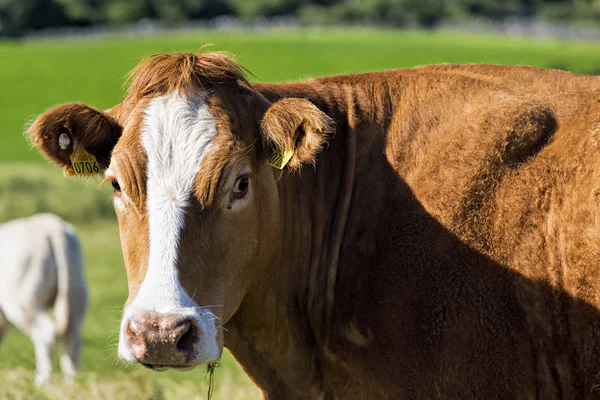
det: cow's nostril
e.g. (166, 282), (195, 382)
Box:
(124, 313), (200, 364)
(125, 319), (139, 341)
(176, 321), (195, 354)
(125, 318), (146, 359)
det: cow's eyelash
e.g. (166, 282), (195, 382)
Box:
(98, 176), (114, 188)
(99, 176), (123, 194)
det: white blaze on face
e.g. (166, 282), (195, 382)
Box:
(118, 92), (220, 363)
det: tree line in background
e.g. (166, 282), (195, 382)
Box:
(1, 0), (600, 37)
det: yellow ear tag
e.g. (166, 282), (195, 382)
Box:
(68, 149), (101, 176)
(267, 147), (294, 170)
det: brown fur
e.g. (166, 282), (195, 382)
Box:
(125, 49), (249, 100)
(27, 50), (600, 399)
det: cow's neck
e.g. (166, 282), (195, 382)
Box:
(224, 79), (396, 399)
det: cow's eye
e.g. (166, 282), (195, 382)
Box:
(233, 176), (249, 196)
(111, 179), (121, 193)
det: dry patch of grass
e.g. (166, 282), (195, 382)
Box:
(0, 367), (259, 400)
(0, 163), (115, 224)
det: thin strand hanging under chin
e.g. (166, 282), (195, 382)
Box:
(206, 361), (221, 400)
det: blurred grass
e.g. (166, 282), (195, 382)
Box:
(0, 163), (115, 223)
(0, 367), (258, 400)
(2, 28), (600, 399)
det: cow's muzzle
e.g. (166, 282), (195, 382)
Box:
(123, 311), (201, 368)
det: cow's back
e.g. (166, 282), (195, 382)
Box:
(382, 66), (600, 397)
(0, 214), (71, 310)
(292, 65), (600, 398)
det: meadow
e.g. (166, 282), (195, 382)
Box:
(1, 28), (600, 399)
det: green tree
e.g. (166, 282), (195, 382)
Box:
(0, 0), (69, 36)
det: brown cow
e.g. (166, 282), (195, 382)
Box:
(27, 51), (600, 399)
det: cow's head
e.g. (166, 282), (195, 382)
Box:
(28, 52), (333, 370)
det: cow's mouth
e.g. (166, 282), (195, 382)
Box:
(141, 363), (197, 372)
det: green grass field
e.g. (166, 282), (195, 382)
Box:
(2, 27), (600, 399)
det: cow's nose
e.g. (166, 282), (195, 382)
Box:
(125, 312), (197, 366)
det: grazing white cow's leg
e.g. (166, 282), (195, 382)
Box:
(1, 305), (55, 386)
(28, 312), (56, 387)
(59, 321), (83, 383)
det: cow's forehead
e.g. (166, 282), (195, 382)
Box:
(142, 91), (218, 209)
(108, 91), (222, 212)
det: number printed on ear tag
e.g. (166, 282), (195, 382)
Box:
(69, 149), (101, 176)
(267, 147), (294, 170)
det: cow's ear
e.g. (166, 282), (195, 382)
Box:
(27, 102), (122, 174)
(260, 98), (334, 171)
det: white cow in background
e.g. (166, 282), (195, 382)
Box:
(0, 213), (87, 386)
